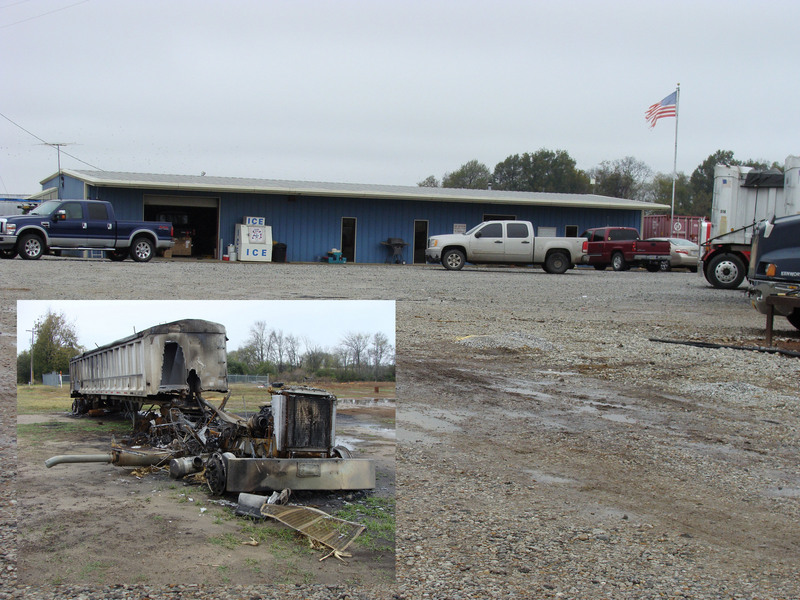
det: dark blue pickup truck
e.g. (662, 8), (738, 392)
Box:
(0, 199), (173, 262)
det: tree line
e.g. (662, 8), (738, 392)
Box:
(228, 321), (395, 382)
(17, 312), (395, 384)
(418, 149), (783, 218)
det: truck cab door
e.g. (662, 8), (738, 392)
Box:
(48, 201), (88, 246)
(503, 222), (532, 262)
(469, 222), (504, 260)
(85, 202), (115, 247)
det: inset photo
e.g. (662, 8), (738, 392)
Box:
(15, 300), (395, 587)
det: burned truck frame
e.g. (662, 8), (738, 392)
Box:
(54, 319), (375, 495)
(69, 319), (229, 416)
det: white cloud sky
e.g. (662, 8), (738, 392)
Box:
(2, 0), (798, 195)
(16, 299), (396, 354)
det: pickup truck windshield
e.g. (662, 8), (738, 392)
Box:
(27, 200), (61, 216)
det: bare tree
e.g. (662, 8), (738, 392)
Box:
(369, 332), (393, 378)
(246, 321), (270, 363)
(340, 332), (371, 372)
(285, 333), (302, 369)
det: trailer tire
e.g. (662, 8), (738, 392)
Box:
(543, 251), (569, 274)
(787, 309), (800, 331)
(130, 236), (154, 262)
(659, 260), (671, 272)
(18, 232), (45, 260)
(611, 252), (627, 271)
(706, 253), (745, 289)
(442, 249), (465, 270)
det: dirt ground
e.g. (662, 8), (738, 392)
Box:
(15, 400), (395, 588)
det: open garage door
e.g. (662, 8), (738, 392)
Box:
(144, 195), (220, 258)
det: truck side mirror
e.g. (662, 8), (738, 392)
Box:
(53, 210), (67, 221)
(474, 231), (482, 239)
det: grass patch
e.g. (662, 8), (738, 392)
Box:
(17, 384), (75, 414)
(207, 532), (240, 550)
(335, 495), (395, 552)
(78, 560), (112, 583)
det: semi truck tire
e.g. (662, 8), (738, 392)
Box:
(706, 253), (745, 289)
(442, 249), (465, 271)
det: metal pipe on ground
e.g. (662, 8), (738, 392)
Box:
(44, 454), (113, 468)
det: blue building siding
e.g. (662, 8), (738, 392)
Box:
(58, 174), (643, 263)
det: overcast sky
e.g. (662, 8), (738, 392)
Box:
(1, 0), (798, 195)
(16, 299), (396, 353)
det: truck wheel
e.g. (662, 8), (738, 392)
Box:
(543, 251), (569, 274)
(611, 252), (627, 271)
(0, 249), (17, 259)
(108, 249), (127, 262)
(442, 249), (465, 270)
(787, 309), (800, 331)
(18, 233), (44, 260)
(130, 237), (154, 262)
(706, 253), (745, 289)
(659, 260), (671, 272)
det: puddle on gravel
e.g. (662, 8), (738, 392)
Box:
(524, 469), (576, 485)
(765, 486), (800, 498)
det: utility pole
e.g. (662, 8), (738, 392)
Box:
(26, 325), (36, 385)
(43, 142), (72, 199)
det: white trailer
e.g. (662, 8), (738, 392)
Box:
(701, 155), (800, 288)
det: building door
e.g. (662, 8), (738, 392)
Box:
(413, 220), (428, 264)
(144, 195), (220, 258)
(341, 217), (356, 262)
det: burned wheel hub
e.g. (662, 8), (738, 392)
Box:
(205, 452), (227, 496)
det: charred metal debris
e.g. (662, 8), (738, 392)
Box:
(46, 319), (376, 497)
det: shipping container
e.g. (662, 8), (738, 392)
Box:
(642, 214), (704, 242)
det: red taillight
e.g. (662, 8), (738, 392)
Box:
(582, 240), (588, 253)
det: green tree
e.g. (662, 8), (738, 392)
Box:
(442, 160), (491, 189)
(26, 310), (82, 383)
(17, 350), (31, 384)
(647, 172), (692, 214)
(591, 156), (652, 201)
(492, 154), (526, 191)
(689, 150), (737, 217)
(493, 149), (589, 193)
(417, 175), (440, 187)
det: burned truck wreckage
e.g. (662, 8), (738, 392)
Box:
(46, 319), (375, 496)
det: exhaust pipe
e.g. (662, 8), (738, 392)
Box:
(45, 453), (113, 468)
(45, 448), (174, 469)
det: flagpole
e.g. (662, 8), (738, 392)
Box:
(670, 83), (680, 231)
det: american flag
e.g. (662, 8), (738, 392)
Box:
(645, 91), (677, 128)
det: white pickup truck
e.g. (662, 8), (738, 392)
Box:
(425, 220), (588, 273)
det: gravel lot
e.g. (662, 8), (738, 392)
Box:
(1, 257), (800, 599)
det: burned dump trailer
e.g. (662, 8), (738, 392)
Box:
(69, 319), (228, 416)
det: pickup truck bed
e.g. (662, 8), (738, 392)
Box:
(581, 227), (671, 271)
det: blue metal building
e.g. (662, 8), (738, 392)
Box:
(38, 170), (667, 264)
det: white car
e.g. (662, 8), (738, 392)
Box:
(646, 237), (700, 272)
